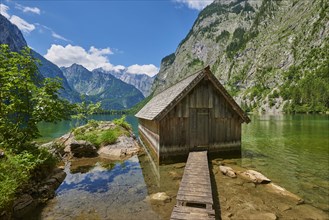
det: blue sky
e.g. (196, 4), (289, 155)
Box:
(1, 0), (214, 76)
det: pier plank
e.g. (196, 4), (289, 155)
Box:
(171, 151), (215, 220)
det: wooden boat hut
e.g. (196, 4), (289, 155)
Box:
(135, 66), (250, 163)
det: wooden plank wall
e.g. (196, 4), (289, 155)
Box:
(139, 119), (160, 157)
(159, 78), (242, 158)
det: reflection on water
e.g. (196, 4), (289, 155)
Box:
(36, 114), (329, 214)
(30, 156), (162, 220)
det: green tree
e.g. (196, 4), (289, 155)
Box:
(71, 96), (101, 125)
(0, 44), (71, 151)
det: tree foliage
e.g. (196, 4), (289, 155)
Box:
(0, 44), (71, 151)
(281, 43), (329, 113)
(71, 95), (101, 125)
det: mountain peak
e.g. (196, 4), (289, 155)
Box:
(69, 63), (88, 70)
(0, 14), (79, 102)
(62, 67), (144, 110)
(0, 14), (27, 52)
(98, 68), (155, 97)
(214, 0), (237, 5)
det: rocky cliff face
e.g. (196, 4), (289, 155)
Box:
(153, 0), (329, 113)
(0, 14), (79, 103)
(62, 64), (144, 110)
(31, 51), (80, 102)
(98, 69), (155, 97)
(0, 14), (26, 52)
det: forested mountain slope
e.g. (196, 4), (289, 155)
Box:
(153, 0), (328, 113)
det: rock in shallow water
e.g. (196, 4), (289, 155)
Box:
(219, 165), (237, 178)
(148, 192), (171, 204)
(242, 170), (271, 184)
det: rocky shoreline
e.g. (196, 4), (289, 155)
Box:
(0, 168), (66, 220)
(1, 121), (140, 219)
(2, 120), (327, 220)
(211, 159), (329, 219)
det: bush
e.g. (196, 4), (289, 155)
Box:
(99, 129), (120, 145)
(0, 147), (56, 210)
(113, 115), (131, 130)
(75, 127), (122, 147)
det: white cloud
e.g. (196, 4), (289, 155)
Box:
(35, 23), (71, 42)
(15, 3), (40, 15)
(127, 64), (159, 77)
(10, 15), (35, 33)
(89, 46), (113, 56)
(173, 0), (214, 10)
(0, 3), (10, 19)
(52, 31), (71, 42)
(44, 44), (122, 71)
(102, 64), (125, 72)
(1, 4), (35, 33)
(45, 44), (159, 76)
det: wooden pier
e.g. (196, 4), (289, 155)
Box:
(171, 151), (215, 220)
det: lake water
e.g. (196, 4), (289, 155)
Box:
(34, 114), (329, 218)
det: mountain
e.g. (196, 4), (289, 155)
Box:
(0, 14), (26, 52)
(97, 68), (155, 97)
(31, 51), (80, 102)
(0, 14), (79, 103)
(153, 0), (329, 113)
(61, 64), (145, 110)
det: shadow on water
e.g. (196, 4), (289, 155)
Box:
(209, 162), (222, 220)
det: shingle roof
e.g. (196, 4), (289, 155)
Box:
(135, 68), (205, 120)
(135, 66), (250, 123)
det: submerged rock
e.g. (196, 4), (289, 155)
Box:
(148, 192), (171, 204)
(169, 171), (182, 180)
(219, 165), (237, 178)
(173, 163), (185, 169)
(241, 170), (271, 184)
(248, 212), (277, 220)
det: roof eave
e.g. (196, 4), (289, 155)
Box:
(154, 70), (207, 121)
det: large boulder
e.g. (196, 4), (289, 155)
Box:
(98, 136), (139, 160)
(219, 165), (237, 178)
(241, 170), (271, 184)
(70, 140), (98, 158)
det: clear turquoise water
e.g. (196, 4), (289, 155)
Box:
(240, 114), (329, 211)
(37, 114), (329, 211)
